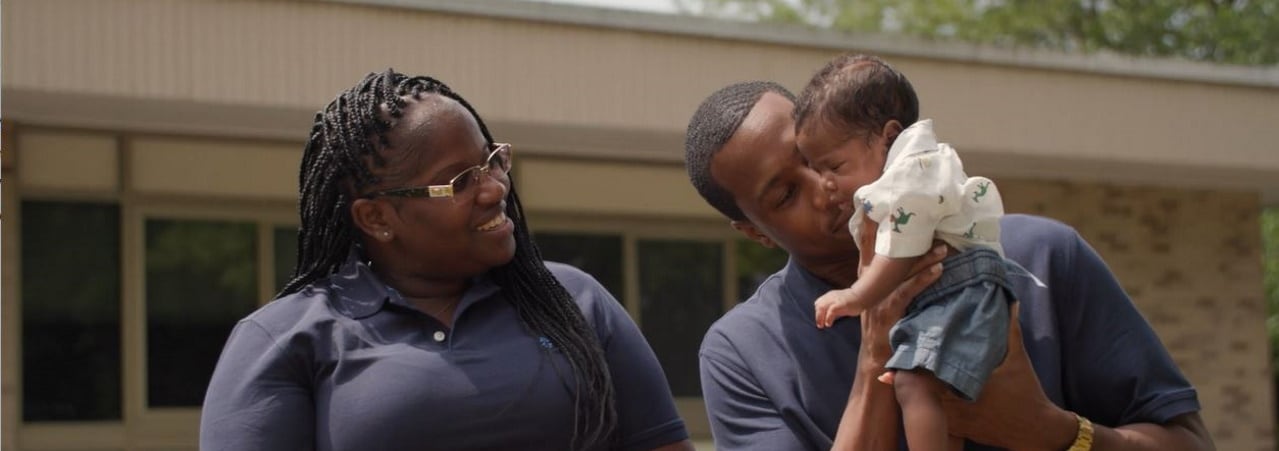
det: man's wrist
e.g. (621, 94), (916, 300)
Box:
(1065, 413), (1094, 451)
(1038, 406), (1081, 451)
(856, 349), (888, 376)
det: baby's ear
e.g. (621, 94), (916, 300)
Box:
(881, 119), (904, 144)
(872, 119), (905, 154)
(731, 220), (777, 248)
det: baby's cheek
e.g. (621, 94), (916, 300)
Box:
(833, 174), (864, 199)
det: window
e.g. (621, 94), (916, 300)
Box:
(10, 129), (315, 448)
(638, 239), (723, 397)
(533, 231), (624, 298)
(144, 219), (258, 407)
(528, 227), (790, 400)
(735, 239), (789, 303)
(21, 201), (122, 421)
(274, 226), (298, 292)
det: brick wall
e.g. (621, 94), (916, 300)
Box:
(999, 178), (1274, 451)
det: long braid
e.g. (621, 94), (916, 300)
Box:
(280, 69), (616, 450)
(281, 75), (390, 295)
(494, 186), (618, 450)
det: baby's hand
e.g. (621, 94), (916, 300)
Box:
(814, 288), (866, 329)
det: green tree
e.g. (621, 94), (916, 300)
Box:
(677, 0), (1279, 65)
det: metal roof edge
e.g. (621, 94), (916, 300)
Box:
(319, 0), (1279, 89)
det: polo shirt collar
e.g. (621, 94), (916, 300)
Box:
(326, 248), (501, 319)
(780, 257), (835, 313)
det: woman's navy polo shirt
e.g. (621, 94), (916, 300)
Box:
(200, 254), (688, 451)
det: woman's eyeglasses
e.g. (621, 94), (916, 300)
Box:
(363, 143), (512, 200)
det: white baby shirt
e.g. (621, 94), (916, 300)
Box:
(850, 119), (1005, 258)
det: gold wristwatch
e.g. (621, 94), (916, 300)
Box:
(1067, 413), (1094, 451)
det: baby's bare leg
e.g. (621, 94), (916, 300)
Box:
(894, 370), (950, 451)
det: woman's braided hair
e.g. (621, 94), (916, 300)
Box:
(280, 69), (616, 450)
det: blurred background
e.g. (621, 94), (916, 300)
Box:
(2, 0), (1277, 450)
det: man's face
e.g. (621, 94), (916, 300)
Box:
(709, 92), (860, 269)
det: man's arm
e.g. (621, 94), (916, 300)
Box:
(1059, 224), (1213, 451)
(830, 362), (900, 451)
(943, 219), (1213, 451)
(1092, 413), (1214, 451)
(831, 244), (948, 451)
(699, 342), (811, 450)
(942, 313), (1214, 451)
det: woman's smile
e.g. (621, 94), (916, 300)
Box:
(477, 212), (510, 232)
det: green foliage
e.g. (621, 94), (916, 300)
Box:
(677, 0), (1279, 65)
(145, 219), (259, 323)
(735, 239), (790, 276)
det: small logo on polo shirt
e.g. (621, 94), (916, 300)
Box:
(538, 336), (556, 350)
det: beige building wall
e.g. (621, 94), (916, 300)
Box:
(4, 0), (1278, 450)
(5, 0), (1279, 202)
(1001, 179), (1273, 451)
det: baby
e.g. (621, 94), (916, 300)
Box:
(795, 54), (1020, 451)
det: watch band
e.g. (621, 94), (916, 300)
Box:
(1067, 413), (1094, 451)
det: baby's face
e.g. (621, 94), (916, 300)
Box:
(795, 120), (890, 211)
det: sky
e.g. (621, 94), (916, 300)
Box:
(523, 0), (680, 14)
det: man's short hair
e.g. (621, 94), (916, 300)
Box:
(685, 81), (796, 221)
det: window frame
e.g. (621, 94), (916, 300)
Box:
(128, 203), (296, 427)
(7, 126), (303, 450)
(527, 212), (743, 438)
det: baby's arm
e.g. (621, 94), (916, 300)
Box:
(815, 253), (918, 328)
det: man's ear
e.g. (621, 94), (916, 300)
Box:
(730, 220), (777, 248)
(350, 198), (396, 243)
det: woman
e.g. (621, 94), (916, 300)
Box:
(200, 70), (693, 451)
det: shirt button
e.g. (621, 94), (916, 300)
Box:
(433, 331), (447, 342)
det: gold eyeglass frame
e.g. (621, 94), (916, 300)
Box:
(363, 143), (512, 199)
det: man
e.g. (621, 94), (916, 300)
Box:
(684, 77), (1213, 450)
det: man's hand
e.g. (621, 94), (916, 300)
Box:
(859, 243), (947, 367)
(940, 302), (1077, 451)
(937, 302), (1216, 451)
(857, 214), (877, 278)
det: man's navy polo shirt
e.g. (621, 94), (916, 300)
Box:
(201, 253), (688, 451)
(699, 214), (1201, 450)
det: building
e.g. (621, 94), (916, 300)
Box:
(4, 0), (1278, 449)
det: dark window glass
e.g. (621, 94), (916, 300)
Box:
(735, 239), (789, 302)
(21, 201), (122, 421)
(638, 239), (722, 397)
(145, 219), (257, 407)
(273, 226), (298, 293)
(534, 232), (624, 300)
